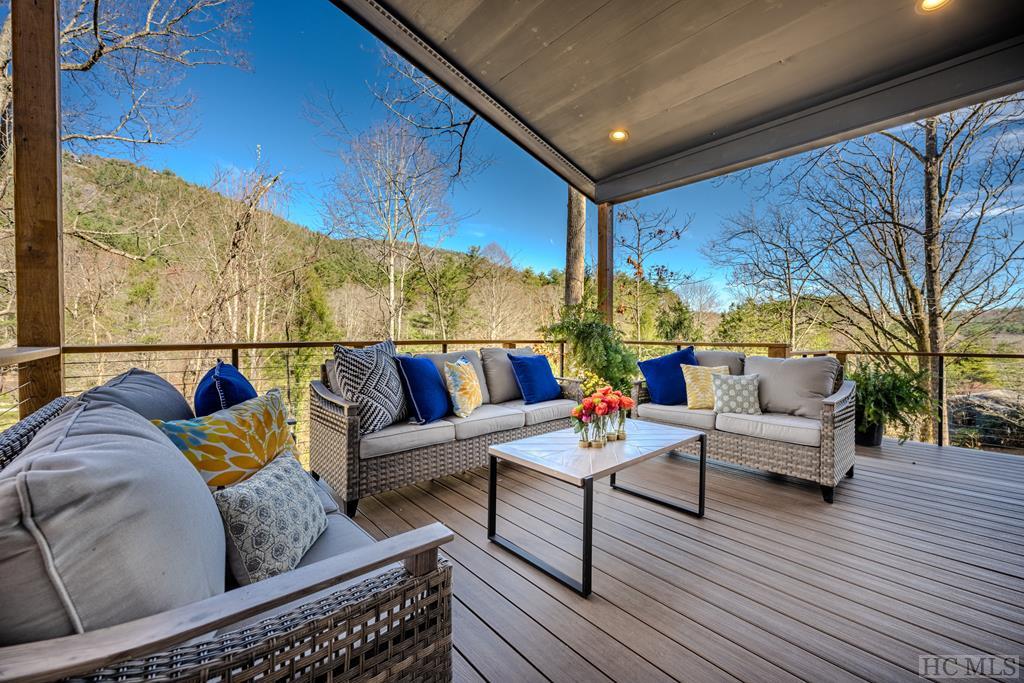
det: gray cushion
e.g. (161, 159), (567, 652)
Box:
(215, 453), (328, 586)
(712, 374), (762, 415)
(0, 401), (225, 645)
(481, 347), (535, 403)
(635, 403), (716, 430)
(499, 398), (575, 426)
(313, 477), (340, 515)
(359, 420), (456, 459)
(743, 356), (841, 418)
(298, 511), (376, 568)
(442, 404), (524, 439)
(417, 350), (490, 404)
(715, 412), (822, 447)
(76, 368), (194, 421)
(696, 350), (745, 376)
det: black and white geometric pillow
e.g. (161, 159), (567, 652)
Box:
(333, 340), (408, 435)
(712, 373), (762, 415)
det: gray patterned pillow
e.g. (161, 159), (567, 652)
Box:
(214, 453), (327, 585)
(333, 340), (408, 435)
(712, 373), (762, 415)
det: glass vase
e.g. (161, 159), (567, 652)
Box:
(617, 410), (627, 440)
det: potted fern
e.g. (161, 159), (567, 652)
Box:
(847, 362), (931, 446)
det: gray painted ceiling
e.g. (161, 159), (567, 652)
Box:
(335, 0), (1024, 201)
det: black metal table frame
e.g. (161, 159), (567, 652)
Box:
(487, 432), (706, 597)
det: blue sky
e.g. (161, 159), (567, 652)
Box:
(75, 2), (751, 297)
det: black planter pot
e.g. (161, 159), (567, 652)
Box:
(856, 420), (884, 447)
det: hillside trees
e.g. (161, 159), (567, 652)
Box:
(799, 98), (1023, 441)
(614, 203), (692, 340)
(0, 0), (248, 342)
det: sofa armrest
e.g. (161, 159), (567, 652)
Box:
(556, 377), (583, 402)
(823, 380), (856, 413)
(309, 381), (360, 503)
(631, 379), (650, 414)
(0, 523), (454, 683)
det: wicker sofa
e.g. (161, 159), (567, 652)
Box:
(632, 351), (856, 502)
(0, 377), (454, 683)
(311, 347), (583, 516)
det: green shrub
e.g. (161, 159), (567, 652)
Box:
(543, 306), (638, 391)
(847, 362), (931, 442)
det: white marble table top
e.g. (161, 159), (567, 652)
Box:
(488, 418), (702, 486)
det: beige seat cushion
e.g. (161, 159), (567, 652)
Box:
(715, 412), (822, 447)
(359, 420), (455, 459)
(0, 401), (225, 645)
(442, 404), (525, 439)
(500, 399), (575, 426)
(635, 403), (716, 430)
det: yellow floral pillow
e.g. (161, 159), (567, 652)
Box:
(444, 356), (482, 418)
(682, 365), (730, 410)
(154, 389), (291, 488)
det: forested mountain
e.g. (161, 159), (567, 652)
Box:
(8, 155), (688, 348)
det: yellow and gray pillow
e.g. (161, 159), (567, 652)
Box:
(681, 364), (730, 410)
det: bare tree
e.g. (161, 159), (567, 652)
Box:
(321, 121), (452, 339)
(767, 96), (1024, 441)
(675, 280), (721, 338)
(565, 186), (586, 306)
(614, 203), (692, 340)
(704, 204), (826, 347)
(0, 0), (247, 340)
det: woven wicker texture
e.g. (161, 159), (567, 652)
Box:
(311, 371), (583, 505)
(71, 562), (452, 682)
(631, 378), (856, 489)
(0, 395), (73, 470)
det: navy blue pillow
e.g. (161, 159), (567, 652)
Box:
(509, 354), (561, 405)
(194, 360), (258, 417)
(396, 355), (451, 423)
(637, 346), (698, 405)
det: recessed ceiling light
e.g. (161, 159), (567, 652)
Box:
(919, 0), (951, 11)
(609, 129), (629, 142)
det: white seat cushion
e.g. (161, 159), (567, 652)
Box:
(635, 403), (716, 430)
(359, 420), (455, 459)
(442, 404), (525, 439)
(500, 399), (575, 426)
(715, 412), (821, 447)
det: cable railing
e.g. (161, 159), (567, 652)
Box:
(5, 340), (1022, 458)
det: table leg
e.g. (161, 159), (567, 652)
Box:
(487, 458), (594, 597)
(609, 434), (707, 518)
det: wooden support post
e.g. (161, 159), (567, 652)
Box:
(767, 344), (791, 358)
(597, 202), (614, 324)
(13, 0), (64, 416)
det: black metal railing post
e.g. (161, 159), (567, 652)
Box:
(937, 356), (945, 447)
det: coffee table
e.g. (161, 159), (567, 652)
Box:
(487, 418), (705, 597)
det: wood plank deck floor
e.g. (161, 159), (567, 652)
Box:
(354, 440), (1024, 683)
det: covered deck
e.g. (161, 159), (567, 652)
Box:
(357, 439), (1024, 682)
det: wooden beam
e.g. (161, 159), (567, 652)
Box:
(564, 185), (586, 307)
(12, 0), (64, 416)
(597, 202), (614, 324)
(595, 37), (1024, 203)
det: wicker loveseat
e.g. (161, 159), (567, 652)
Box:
(0, 377), (454, 683)
(632, 351), (856, 502)
(311, 347), (583, 516)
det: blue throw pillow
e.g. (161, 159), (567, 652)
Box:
(637, 346), (698, 405)
(509, 354), (561, 405)
(396, 355), (451, 424)
(194, 360), (258, 417)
